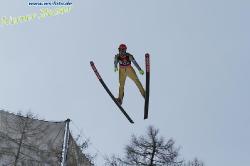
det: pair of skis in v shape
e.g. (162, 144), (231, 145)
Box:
(90, 53), (150, 124)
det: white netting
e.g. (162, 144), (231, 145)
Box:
(0, 110), (92, 166)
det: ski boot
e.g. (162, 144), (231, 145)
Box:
(116, 98), (123, 105)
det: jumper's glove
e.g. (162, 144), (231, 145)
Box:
(139, 69), (144, 75)
(114, 67), (118, 72)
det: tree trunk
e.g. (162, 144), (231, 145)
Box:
(14, 121), (27, 166)
(149, 140), (156, 166)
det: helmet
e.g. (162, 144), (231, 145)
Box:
(118, 44), (127, 50)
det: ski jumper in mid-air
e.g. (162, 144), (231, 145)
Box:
(90, 44), (150, 122)
(114, 44), (145, 105)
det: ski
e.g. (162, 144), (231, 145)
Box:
(90, 61), (134, 124)
(144, 53), (150, 119)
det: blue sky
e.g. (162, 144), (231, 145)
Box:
(1, 0), (250, 165)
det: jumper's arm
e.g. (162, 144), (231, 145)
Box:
(129, 54), (142, 71)
(114, 54), (119, 68)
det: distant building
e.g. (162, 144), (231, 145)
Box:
(0, 110), (92, 166)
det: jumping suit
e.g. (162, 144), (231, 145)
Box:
(114, 53), (145, 100)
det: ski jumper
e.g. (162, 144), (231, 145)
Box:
(114, 53), (145, 100)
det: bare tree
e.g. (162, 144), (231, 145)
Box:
(105, 155), (125, 166)
(184, 158), (204, 166)
(105, 126), (182, 166)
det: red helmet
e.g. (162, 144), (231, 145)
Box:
(118, 44), (127, 50)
